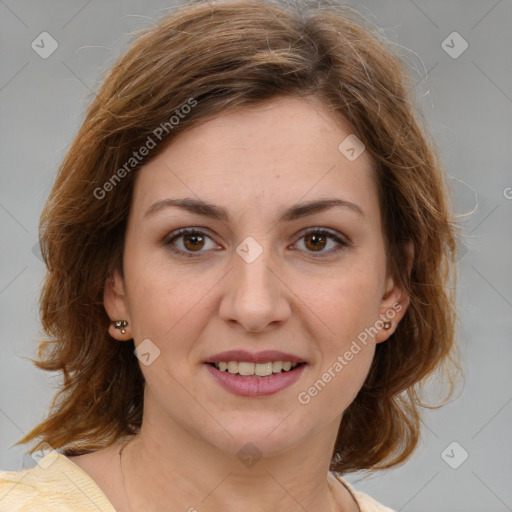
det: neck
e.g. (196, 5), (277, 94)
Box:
(119, 412), (351, 512)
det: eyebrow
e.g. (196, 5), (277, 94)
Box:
(144, 197), (366, 222)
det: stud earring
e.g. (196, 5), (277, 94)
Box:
(383, 321), (392, 330)
(112, 320), (128, 334)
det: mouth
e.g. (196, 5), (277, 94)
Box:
(204, 361), (307, 397)
(207, 361), (306, 377)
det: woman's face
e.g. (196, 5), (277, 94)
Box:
(105, 95), (409, 458)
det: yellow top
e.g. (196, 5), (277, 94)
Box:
(0, 453), (395, 511)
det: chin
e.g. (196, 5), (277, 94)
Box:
(210, 414), (308, 456)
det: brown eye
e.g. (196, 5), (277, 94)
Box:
(304, 232), (327, 252)
(163, 228), (219, 258)
(182, 232), (205, 251)
(294, 228), (349, 257)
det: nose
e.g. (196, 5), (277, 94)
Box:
(219, 238), (291, 333)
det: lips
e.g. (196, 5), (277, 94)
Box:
(205, 361), (307, 397)
(204, 349), (306, 364)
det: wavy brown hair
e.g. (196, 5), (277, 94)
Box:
(17, 0), (461, 473)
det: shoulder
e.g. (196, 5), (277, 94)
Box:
(331, 472), (396, 512)
(0, 453), (116, 512)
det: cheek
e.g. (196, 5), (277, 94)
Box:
(123, 250), (210, 345)
(297, 291), (377, 422)
(293, 266), (382, 403)
(300, 264), (384, 337)
(310, 348), (375, 422)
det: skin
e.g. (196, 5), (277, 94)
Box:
(69, 95), (412, 512)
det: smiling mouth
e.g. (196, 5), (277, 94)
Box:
(207, 361), (306, 377)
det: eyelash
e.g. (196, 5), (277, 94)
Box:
(162, 227), (350, 259)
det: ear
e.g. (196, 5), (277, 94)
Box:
(375, 240), (414, 344)
(104, 268), (132, 341)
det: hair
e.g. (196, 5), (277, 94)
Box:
(17, 0), (462, 474)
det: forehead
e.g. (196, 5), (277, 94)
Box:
(131, 96), (378, 223)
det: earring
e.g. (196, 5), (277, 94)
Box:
(112, 320), (128, 334)
(383, 321), (392, 330)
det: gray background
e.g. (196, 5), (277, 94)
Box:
(1, 1), (511, 511)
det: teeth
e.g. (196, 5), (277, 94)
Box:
(238, 362), (255, 375)
(256, 362), (273, 376)
(213, 361), (300, 376)
(227, 361), (238, 374)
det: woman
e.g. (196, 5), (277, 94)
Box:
(0, 0), (460, 510)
